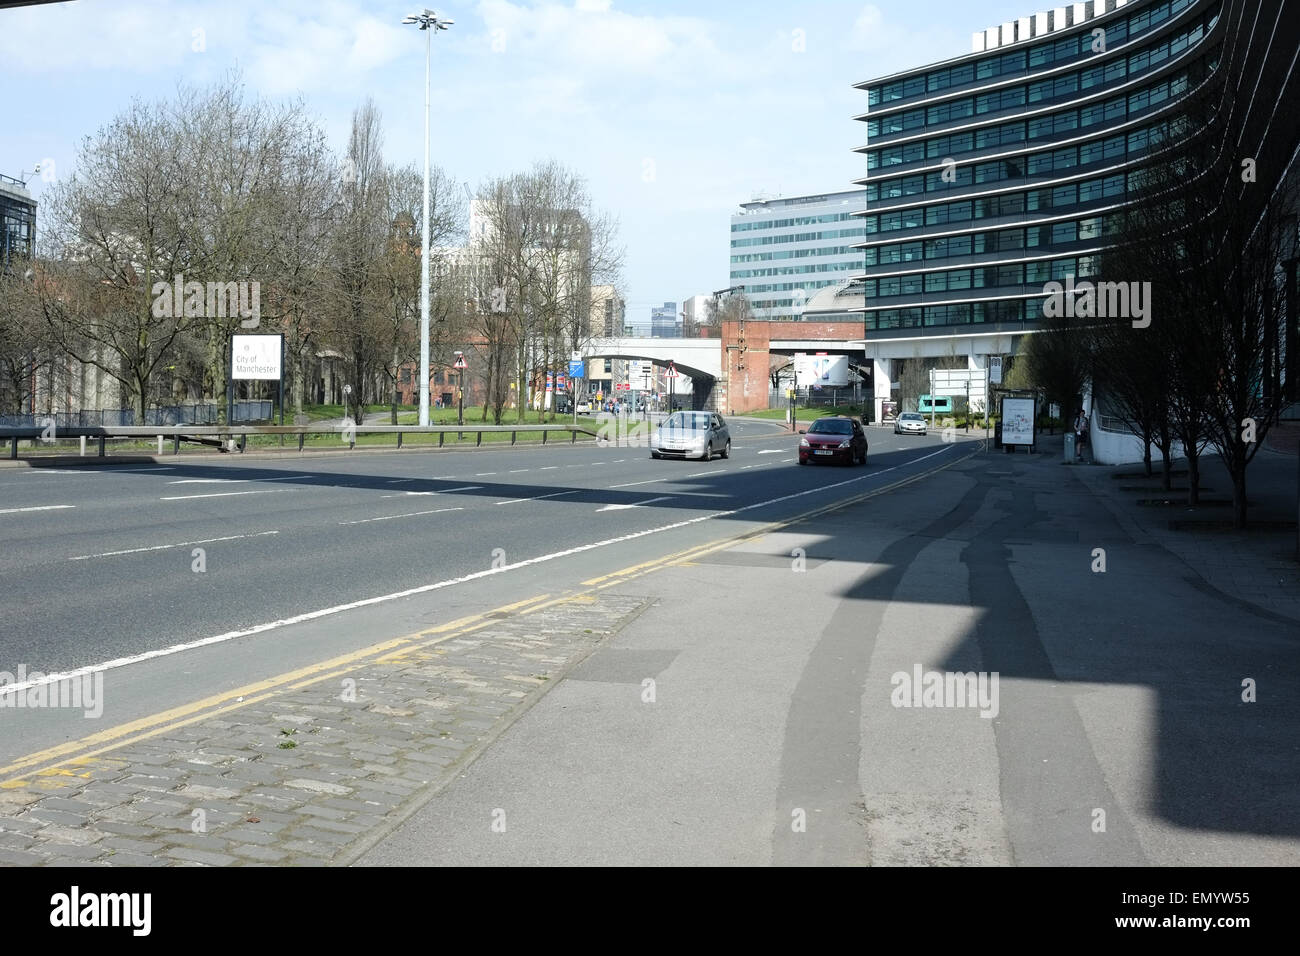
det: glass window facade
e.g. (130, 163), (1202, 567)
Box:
(857, 0), (1218, 334)
(0, 181), (36, 271)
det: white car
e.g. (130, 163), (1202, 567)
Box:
(650, 410), (731, 461)
(894, 411), (928, 435)
(576, 400), (592, 415)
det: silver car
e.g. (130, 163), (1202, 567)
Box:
(650, 410), (731, 460)
(894, 411), (928, 435)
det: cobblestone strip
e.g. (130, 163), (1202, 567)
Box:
(0, 593), (648, 866)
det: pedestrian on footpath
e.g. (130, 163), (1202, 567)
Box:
(1074, 408), (1089, 462)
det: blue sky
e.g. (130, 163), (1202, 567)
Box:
(3, 0), (1035, 320)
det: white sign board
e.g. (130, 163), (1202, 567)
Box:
(931, 369), (975, 396)
(931, 368), (987, 408)
(1001, 397), (1036, 446)
(988, 355), (1003, 385)
(231, 334), (282, 381)
(794, 352), (848, 387)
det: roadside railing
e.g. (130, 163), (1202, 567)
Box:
(0, 401), (271, 428)
(0, 423), (601, 460)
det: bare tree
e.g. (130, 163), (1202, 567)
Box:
(1087, 295), (1177, 486)
(1103, 78), (1297, 521)
(473, 161), (621, 424)
(0, 267), (53, 416)
(897, 357), (929, 412)
(38, 97), (195, 420)
(373, 162), (465, 423)
(322, 98), (390, 422)
(1019, 314), (1088, 434)
(705, 291), (753, 333)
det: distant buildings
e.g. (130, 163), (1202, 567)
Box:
(680, 294), (711, 335)
(0, 173), (35, 272)
(730, 190), (864, 321)
(650, 301), (678, 338)
(591, 285), (625, 337)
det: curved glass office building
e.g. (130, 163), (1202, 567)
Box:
(853, 0), (1227, 344)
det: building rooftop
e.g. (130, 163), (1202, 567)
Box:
(736, 189), (863, 214)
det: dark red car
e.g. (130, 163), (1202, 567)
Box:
(798, 416), (868, 466)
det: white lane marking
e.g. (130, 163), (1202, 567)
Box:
(71, 531), (280, 561)
(684, 469), (719, 477)
(598, 495), (674, 512)
(263, 475), (315, 482)
(757, 449), (783, 454)
(475, 472), (497, 476)
(781, 457), (795, 462)
(26, 469), (95, 474)
(610, 477), (669, 488)
(338, 507), (463, 526)
(539, 466), (559, 471)
(7, 445), (958, 696)
(508, 469), (529, 473)
(405, 485), (481, 496)
(740, 465), (757, 470)
(385, 478), (416, 484)
(589, 462), (606, 467)
(160, 489), (289, 501)
(494, 490), (579, 506)
(612, 459), (625, 463)
(116, 467), (176, 472)
(169, 478), (240, 484)
(0, 504), (76, 515)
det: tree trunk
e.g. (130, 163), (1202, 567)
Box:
(135, 370), (148, 424)
(1231, 466), (1248, 530)
(296, 345), (308, 415)
(1160, 448), (1173, 492)
(1186, 448), (1200, 506)
(390, 345), (400, 425)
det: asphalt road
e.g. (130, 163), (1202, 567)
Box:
(0, 416), (971, 762)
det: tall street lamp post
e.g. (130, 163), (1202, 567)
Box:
(402, 9), (453, 427)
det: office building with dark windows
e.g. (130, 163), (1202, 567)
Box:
(850, 0), (1300, 431)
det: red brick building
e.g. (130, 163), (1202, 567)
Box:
(720, 319), (866, 414)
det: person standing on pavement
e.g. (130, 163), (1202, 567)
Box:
(1074, 408), (1089, 461)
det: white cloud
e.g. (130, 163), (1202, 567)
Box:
(849, 4), (901, 53)
(476, 0), (727, 81)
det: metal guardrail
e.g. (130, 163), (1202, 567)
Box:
(0, 402), (272, 428)
(0, 423), (600, 459)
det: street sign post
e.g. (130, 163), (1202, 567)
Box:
(453, 351), (466, 435)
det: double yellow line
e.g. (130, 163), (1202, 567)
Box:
(1, 446), (976, 786)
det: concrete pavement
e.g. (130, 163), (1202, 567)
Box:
(359, 439), (1298, 866)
